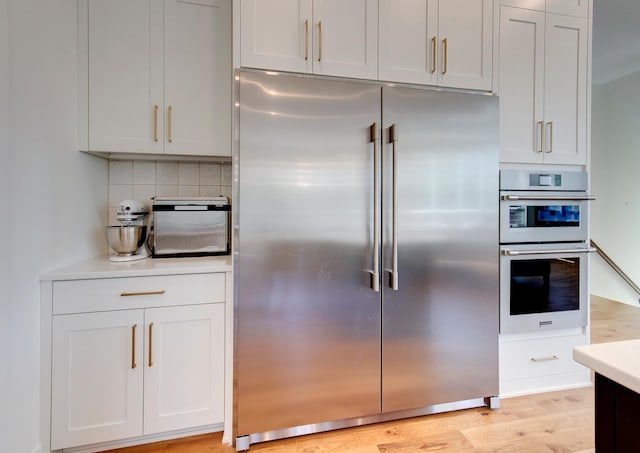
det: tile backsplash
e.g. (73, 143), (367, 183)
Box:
(108, 160), (232, 225)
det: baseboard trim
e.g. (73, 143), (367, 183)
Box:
(59, 424), (223, 453)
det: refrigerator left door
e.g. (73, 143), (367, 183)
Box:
(235, 72), (382, 436)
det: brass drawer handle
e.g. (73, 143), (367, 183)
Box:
(530, 355), (559, 362)
(120, 290), (166, 297)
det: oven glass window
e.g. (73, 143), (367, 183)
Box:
(510, 257), (580, 315)
(509, 205), (580, 228)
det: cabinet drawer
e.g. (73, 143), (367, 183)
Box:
(53, 273), (226, 314)
(500, 334), (586, 381)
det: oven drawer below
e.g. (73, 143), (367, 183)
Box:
(500, 333), (589, 394)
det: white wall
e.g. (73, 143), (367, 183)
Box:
(591, 73), (640, 306)
(0, 0), (11, 448)
(2, 1), (107, 452)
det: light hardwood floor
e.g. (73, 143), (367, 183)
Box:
(104, 296), (640, 453)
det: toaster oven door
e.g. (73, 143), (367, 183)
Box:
(153, 209), (229, 257)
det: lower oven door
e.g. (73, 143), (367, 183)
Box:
(500, 243), (595, 334)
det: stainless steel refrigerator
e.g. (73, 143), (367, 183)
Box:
(234, 71), (499, 448)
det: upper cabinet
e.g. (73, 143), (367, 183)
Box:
(80, 0), (231, 157)
(379, 0), (493, 91)
(501, 0), (588, 18)
(240, 0), (493, 90)
(498, 4), (588, 164)
(240, 0), (378, 80)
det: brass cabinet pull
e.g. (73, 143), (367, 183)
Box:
(317, 21), (322, 62)
(153, 105), (159, 142)
(431, 36), (436, 74)
(148, 322), (154, 367)
(441, 38), (448, 75)
(120, 290), (166, 297)
(167, 105), (173, 143)
(304, 19), (309, 61)
(131, 324), (137, 369)
(537, 121), (544, 153)
(546, 121), (553, 153)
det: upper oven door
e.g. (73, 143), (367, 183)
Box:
(500, 191), (591, 244)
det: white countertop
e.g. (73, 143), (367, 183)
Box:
(40, 255), (232, 281)
(574, 339), (640, 393)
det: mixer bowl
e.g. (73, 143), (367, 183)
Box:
(106, 225), (147, 256)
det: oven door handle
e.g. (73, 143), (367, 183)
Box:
(502, 247), (597, 257)
(501, 195), (596, 201)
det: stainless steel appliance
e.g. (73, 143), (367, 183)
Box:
(151, 196), (230, 257)
(234, 71), (499, 450)
(106, 199), (150, 262)
(499, 170), (595, 334)
(500, 170), (593, 244)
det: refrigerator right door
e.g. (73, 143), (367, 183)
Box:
(381, 87), (499, 412)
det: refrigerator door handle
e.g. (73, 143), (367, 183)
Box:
(370, 122), (380, 292)
(388, 124), (399, 291)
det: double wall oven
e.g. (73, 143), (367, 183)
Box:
(499, 170), (595, 334)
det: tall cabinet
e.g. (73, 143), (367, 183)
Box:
(498, 0), (588, 164)
(497, 0), (592, 397)
(80, 0), (231, 157)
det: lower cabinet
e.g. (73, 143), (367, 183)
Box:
(499, 331), (590, 397)
(47, 272), (227, 451)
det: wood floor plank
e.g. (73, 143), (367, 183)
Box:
(102, 296), (640, 453)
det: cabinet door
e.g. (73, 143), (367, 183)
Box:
(240, 0), (313, 73)
(51, 311), (144, 450)
(542, 14), (587, 165)
(312, 0), (378, 79)
(498, 6), (545, 163)
(546, 0), (589, 18)
(164, 0), (231, 156)
(87, 0), (163, 154)
(379, 0), (438, 85)
(143, 304), (225, 434)
(438, 0), (493, 90)
(499, 0), (544, 11)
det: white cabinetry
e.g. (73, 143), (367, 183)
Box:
(501, 0), (588, 18)
(46, 272), (227, 451)
(499, 330), (590, 397)
(240, 0), (378, 80)
(144, 304), (224, 435)
(498, 4), (588, 164)
(379, 0), (493, 90)
(81, 0), (231, 157)
(52, 311), (144, 448)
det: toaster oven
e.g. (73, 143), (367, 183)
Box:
(151, 197), (230, 257)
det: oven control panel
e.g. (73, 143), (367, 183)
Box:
(501, 170), (587, 192)
(531, 173), (561, 187)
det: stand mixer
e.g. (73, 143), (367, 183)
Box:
(106, 200), (150, 262)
